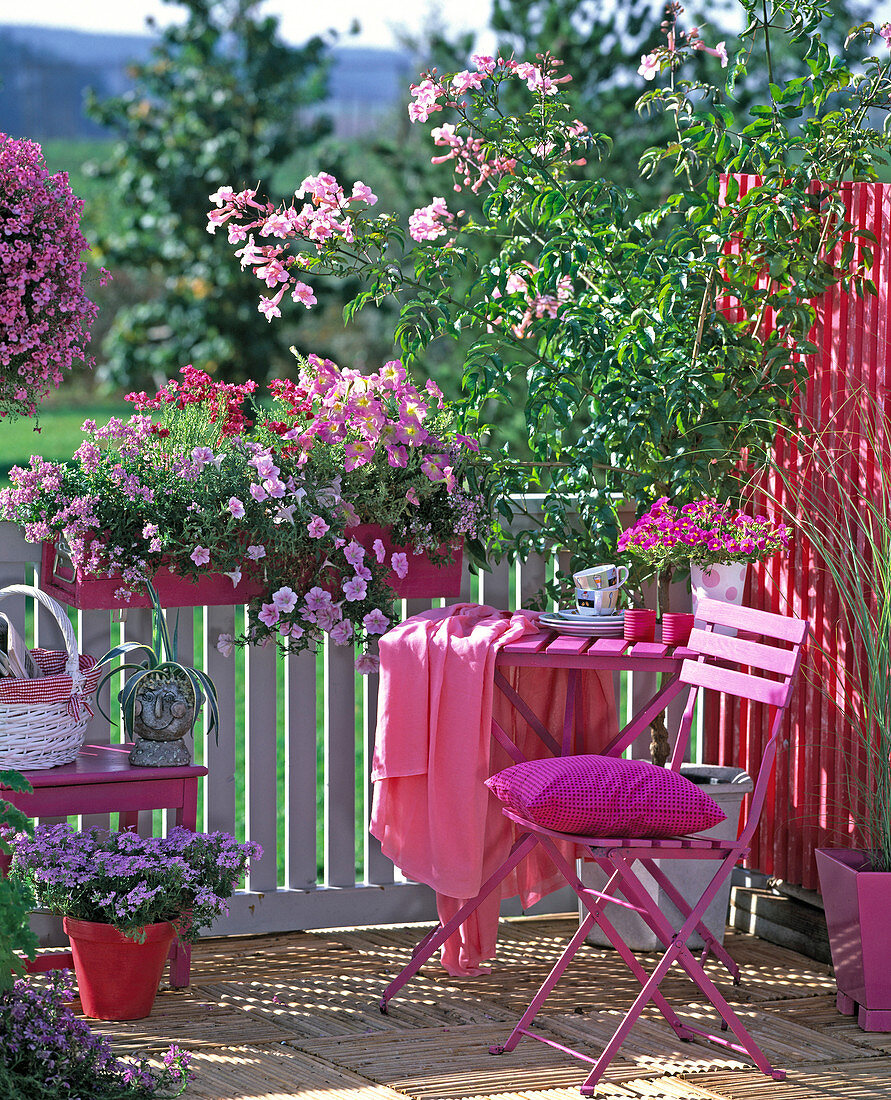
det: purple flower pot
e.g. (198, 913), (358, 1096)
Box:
(815, 848), (891, 1031)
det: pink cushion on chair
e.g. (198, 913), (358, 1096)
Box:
(485, 755), (726, 838)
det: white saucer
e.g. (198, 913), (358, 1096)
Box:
(547, 609), (625, 624)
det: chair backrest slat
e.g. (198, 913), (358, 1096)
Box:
(680, 657), (793, 707)
(686, 628), (799, 675)
(696, 598), (808, 643)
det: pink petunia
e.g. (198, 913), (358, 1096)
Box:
(355, 653), (381, 675)
(307, 514), (330, 538)
(329, 619), (354, 645)
(190, 546), (211, 566)
(344, 541), (365, 567)
(372, 539), (387, 564)
(258, 602), (280, 627)
(228, 497), (245, 518)
(272, 586), (298, 612)
(363, 609), (390, 635)
(343, 576), (368, 601)
(391, 552), (409, 579)
(304, 586), (333, 612)
(246, 544), (266, 561)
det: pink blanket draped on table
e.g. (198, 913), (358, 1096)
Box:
(370, 602), (617, 975)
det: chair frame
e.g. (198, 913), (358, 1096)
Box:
(487, 598), (808, 1092)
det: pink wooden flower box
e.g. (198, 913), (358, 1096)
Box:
(40, 540), (265, 610)
(346, 525), (463, 599)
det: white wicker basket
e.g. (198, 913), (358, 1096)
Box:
(0, 584), (101, 770)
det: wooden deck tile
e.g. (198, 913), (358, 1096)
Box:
(82, 916), (888, 1100)
(85, 987), (297, 1053)
(180, 1044), (406, 1100)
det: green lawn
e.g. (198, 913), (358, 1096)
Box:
(1, 403), (124, 485)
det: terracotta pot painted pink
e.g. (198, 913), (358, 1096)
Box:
(815, 848), (891, 1032)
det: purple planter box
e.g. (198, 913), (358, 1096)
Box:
(815, 847), (891, 1032)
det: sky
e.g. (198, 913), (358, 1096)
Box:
(0, 0), (495, 50)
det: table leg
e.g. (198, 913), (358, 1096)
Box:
(167, 775), (200, 987)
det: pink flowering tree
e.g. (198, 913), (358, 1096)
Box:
(0, 133), (105, 420)
(209, 1), (891, 598)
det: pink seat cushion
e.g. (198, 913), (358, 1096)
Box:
(485, 755), (726, 837)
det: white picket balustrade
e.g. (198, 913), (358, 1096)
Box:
(1, 507), (687, 938)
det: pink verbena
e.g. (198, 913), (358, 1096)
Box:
(0, 133), (103, 419)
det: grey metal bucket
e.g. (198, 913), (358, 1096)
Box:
(581, 764), (754, 951)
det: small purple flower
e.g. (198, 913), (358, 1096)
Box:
(372, 538), (386, 563)
(246, 544), (266, 561)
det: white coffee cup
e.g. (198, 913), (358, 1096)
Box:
(573, 564), (629, 592)
(576, 586), (620, 617)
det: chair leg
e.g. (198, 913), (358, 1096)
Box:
(643, 859), (739, 982)
(491, 839), (694, 1058)
(592, 854), (785, 1085)
(380, 832), (538, 1012)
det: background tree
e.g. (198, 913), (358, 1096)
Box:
(86, 0), (330, 389)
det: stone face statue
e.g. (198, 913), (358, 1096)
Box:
(128, 671), (199, 767)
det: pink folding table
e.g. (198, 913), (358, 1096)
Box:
(381, 623), (699, 1009)
(2, 742), (207, 988)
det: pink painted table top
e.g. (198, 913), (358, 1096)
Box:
(0, 742), (208, 789)
(497, 624), (695, 671)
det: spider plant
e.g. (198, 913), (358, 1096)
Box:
(96, 581), (219, 742)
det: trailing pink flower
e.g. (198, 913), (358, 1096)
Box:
(190, 546), (211, 566)
(0, 133), (101, 419)
(391, 552), (409, 579)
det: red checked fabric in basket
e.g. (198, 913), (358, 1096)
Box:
(0, 583), (102, 770)
(0, 650), (100, 719)
(486, 754), (726, 838)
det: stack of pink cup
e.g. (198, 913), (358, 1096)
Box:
(661, 612), (695, 647)
(624, 609), (657, 642)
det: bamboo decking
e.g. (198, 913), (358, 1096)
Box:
(83, 916), (890, 1100)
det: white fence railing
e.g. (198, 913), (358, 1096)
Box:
(0, 512), (689, 938)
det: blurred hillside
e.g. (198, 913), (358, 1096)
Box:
(0, 23), (411, 140)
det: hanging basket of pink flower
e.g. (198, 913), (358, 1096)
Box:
(0, 132), (105, 421)
(1, 361), (488, 671)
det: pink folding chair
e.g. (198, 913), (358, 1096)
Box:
(485, 598), (808, 1093)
